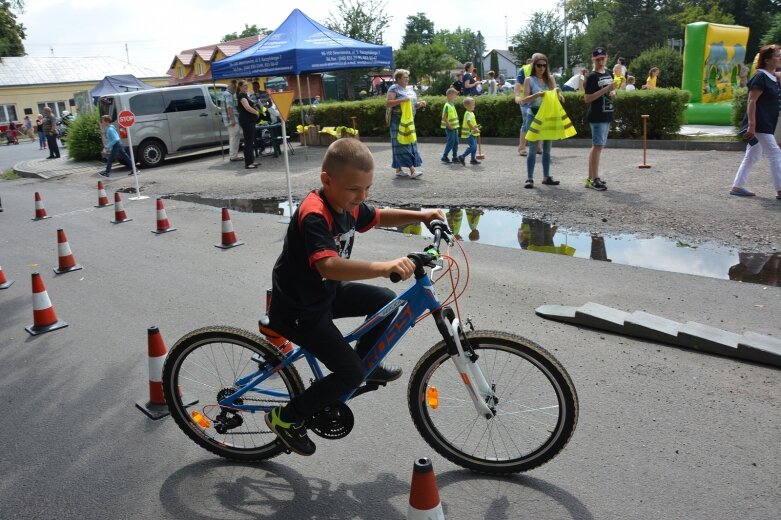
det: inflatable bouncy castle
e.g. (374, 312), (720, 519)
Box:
(682, 22), (749, 125)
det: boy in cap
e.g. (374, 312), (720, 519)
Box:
(583, 46), (616, 191)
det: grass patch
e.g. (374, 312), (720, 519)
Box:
(2, 167), (20, 180)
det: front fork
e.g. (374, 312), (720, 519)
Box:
(434, 308), (497, 419)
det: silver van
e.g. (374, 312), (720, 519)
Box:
(98, 85), (226, 168)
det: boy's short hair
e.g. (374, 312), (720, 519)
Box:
(446, 87), (458, 96)
(101, 115), (111, 123)
(626, 75), (635, 83)
(322, 138), (374, 176)
(463, 97), (475, 107)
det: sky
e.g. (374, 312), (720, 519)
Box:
(16, 0), (562, 75)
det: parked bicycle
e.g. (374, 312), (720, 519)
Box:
(162, 221), (578, 474)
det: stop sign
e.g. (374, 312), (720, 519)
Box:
(118, 110), (135, 128)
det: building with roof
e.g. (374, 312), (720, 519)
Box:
(0, 56), (169, 130)
(168, 35), (264, 86)
(482, 49), (521, 79)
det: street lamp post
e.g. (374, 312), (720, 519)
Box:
(563, 3), (568, 76)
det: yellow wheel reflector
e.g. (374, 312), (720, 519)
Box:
(191, 410), (211, 428)
(427, 386), (439, 409)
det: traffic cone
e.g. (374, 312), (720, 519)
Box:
(32, 192), (51, 220)
(135, 326), (171, 420)
(151, 198), (176, 234)
(53, 228), (83, 274)
(111, 192), (132, 223)
(407, 457), (445, 520)
(25, 272), (68, 335)
(0, 264), (14, 289)
(94, 181), (111, 208)
(214, 207), (244, 249)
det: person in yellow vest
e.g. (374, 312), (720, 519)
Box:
(515, 58), (539, 156)
(522, 53), (564, 188)
(386, 68), (426, 178)
(456, 97), (481, 166)
(446, 208), (464, 240)
(440, 87), (460, 163)
(465, 208), (483, 241)
(612, 63), (626, 90)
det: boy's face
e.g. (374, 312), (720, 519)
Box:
(321, 167), (373, 213)
(465, 101), (475, 111)
(447, 92), (457, 101)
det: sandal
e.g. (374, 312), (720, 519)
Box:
(524, 179), (534, 189)
(729, 187), (755, 197)
(519, 148), (528, 156)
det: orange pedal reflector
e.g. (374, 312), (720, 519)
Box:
(191, 410), (211, 428)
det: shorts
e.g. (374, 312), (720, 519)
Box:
(590, 122), (610, 146)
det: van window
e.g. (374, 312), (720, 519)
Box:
(98, 97), (116, 121)
(163, 88), (207, 113)
(129, 92), (165, 116)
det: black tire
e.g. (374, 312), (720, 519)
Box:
(162, 326), (305, 461)
(137, 138), (166, 168)
(407, 330), (578, 474)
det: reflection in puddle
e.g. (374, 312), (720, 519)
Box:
(162, 194), (778, 287)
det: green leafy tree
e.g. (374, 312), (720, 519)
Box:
(394, 42), (455, 85)
(760, 12), (781, 46)
(324, 0), (391, 100)
(221, 24), (269, 42)
(401, 13), (434, 47)
(510, 10), (564, 70)
(609, 0), (672, 59)
(433, 28), (485, 66)
(564, 0), (616, 29)
(490, 51), (500, 76)
(0, 0), (26, 56)
(668, 1), (734, 34)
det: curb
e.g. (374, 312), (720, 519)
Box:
(14, 158), (104, 180)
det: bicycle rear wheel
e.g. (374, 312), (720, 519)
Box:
(162, 326), (305, 461)
(408, 330), (578, 474)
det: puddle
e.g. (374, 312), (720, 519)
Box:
(163, 194), (779, 287)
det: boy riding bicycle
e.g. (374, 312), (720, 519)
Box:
(265, 138), (444, 455)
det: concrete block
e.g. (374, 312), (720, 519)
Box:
(623, 311), (686, 346)
(574, 302), (630, 334)
(677, 322), (741, 357)
(738, 332), (781, 368)
(535, 304), (580, 324)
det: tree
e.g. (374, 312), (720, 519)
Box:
(433, 28), (485, 66)
(394, 42), (455, 85)
(324, 0), (391, 100)
(401, 13), (434, 48)
(564, 0), (616, 30)
(761, 12), (781, 46)
(0, 0), (26, 57)
(609, 0), (671, 59)
(221, 24), (268, 42)
(510, 10), (563, 70)
(489, 51), (500, 76)
(668, 1), (734, 34)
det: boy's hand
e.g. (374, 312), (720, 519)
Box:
(384, 256), (416, 281)
(421, 209), (446, 229)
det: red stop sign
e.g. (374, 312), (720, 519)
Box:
(118, 110), (135, 128)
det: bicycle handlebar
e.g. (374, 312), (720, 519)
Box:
(390, 220), (452, 283)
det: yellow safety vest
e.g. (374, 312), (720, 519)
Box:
(441, 103), (459, 129)
(526, 91), (577, 141)
(446, 208), (464, 237)
(396, 99), (417, 144)
(460, 111), (480, 138)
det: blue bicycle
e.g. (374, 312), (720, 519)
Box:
(162, 221), (578, 473)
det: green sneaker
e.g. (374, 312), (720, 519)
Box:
(265, 406), (316, 456)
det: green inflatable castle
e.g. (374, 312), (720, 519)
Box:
(682, 22), (749, 125)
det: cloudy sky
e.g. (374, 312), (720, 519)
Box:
(17, 0), (562, 74)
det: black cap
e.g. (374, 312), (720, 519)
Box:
(592, 47), (607, 58)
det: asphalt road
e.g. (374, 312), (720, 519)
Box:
(0, 177), (779, 519)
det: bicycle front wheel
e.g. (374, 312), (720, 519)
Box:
(408, 330), (578, 474)
(162, 326), (305, 461)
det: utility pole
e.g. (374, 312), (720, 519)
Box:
(563, 2), (568, 75)
(125, 43), (130, 63)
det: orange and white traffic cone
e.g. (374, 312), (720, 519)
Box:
(214, 207), (244, 249)
(135, 326), (171, 420)
(32, 191), (51, 221)
(407, 457), (445, 520)
(25, 272), (68, 335)
(0, 264), (14, 289)
(111, 192), (132, 224)
(95, 181), (111, 208)
(53, 228), (83, 274)
(151, 198), (176, 234)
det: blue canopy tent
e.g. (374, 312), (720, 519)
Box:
(89, 75), (154, 102)
(211, 8), (393, 81)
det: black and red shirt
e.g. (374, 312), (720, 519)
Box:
(270, 189), (380, 315)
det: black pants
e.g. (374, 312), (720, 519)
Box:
(239, 117), (256, 167)
(269, 282), (396, 423)
(46, 134), (60, 157)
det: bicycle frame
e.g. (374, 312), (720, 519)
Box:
(221, 260), (496, 418)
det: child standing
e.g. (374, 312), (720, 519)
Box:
(440, 88), (460, 163)
(456, 97), (481, 166)
(265, 139), (445, 456)
(625, 76), (636, 91)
